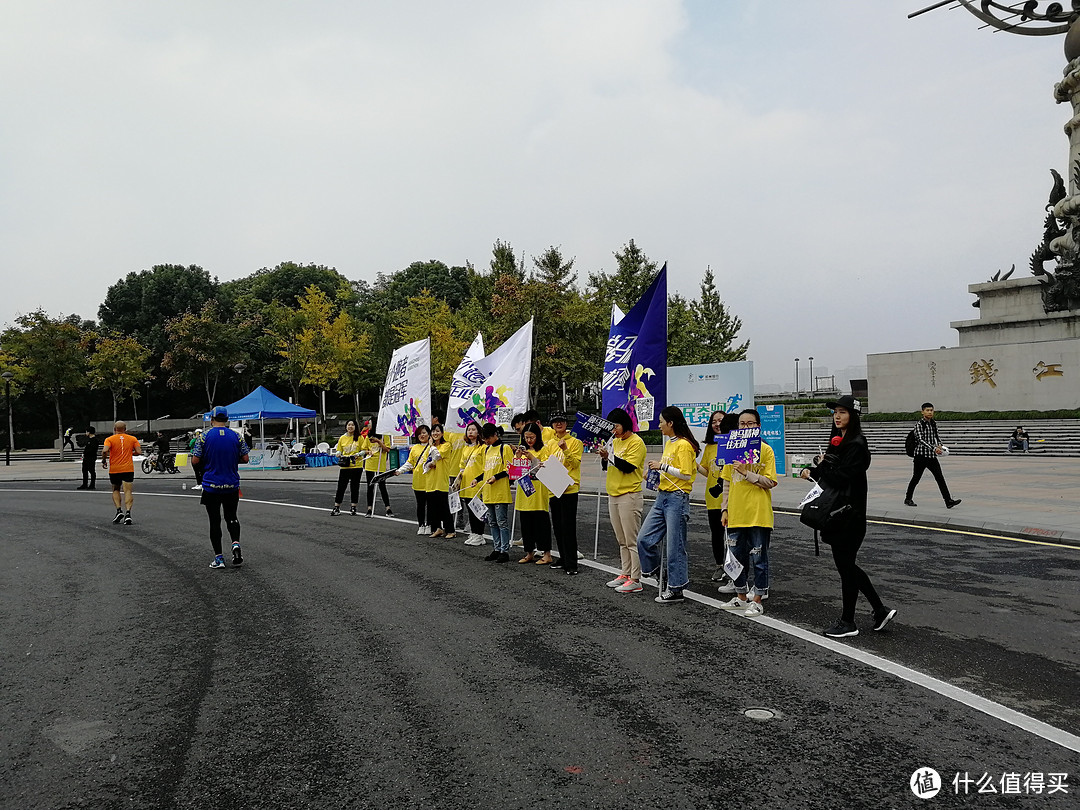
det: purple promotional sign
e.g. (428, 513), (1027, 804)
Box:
(715, 427), (762, 466)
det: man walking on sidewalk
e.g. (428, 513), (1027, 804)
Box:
(77, 427), (99, 490)
(905, 402), (961, 509)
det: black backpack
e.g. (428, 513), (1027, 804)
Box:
(904, 428), (917, 457)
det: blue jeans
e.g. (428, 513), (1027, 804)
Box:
(636, 490), (690, 590)
(487, 503), (510, 552)
(726, 526), (771, 597)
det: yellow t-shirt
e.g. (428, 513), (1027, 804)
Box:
(606, 433), (647, 496)
(720, 442), (777, 528)
(458, 443), (485, 498)
(659, 437), (697, 494)
(514, 449), (549, 511)
(364, 434), (391, 472)
(445, 432), (467, 477)
(405, 443), (432, 492)
(541, 433), (584, 495)
(335, 433), (365, 467)
(481, 442), (514, 504)
(700, 443), (724, 510)
(541, 426), (556, 444)
(425, 441), (452, 493)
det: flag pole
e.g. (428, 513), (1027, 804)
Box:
(593, 471), (602, 559)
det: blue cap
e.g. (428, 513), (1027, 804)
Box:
(210, 405), (229, 420)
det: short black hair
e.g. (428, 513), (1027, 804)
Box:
(87, 427), (96, 435)
(510, 413), (525, 427)
(921, 402), (934, 410)
(606, 408), (633, 433)
(522, 409), (540, 422)
(737, 408), (760, 426)
(481, 423), (500, 440)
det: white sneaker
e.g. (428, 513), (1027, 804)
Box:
(747, 587), (769, 601)
(717, 582), (737, 594)
(615, 579), (643, 593)
(510, 538), (524, 547)
(576, 551), (585, 559)
(720, 596), (750, 610)
(465, 534), (485, 546)
(416, 524), (430, 535)
(744, 600), (764, 617)
(191, 484), (203, 491)
(606, 575), (629, 588)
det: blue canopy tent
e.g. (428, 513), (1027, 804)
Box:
(204, 387), (317, 468)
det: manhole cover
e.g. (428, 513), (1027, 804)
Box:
(743, 708), (776, 720)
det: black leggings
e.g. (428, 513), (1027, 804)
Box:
(203, 491), (240, 556)
(365, 469), (390, 510)
(519, 509), (552, 553)
(465, 501), (486, 535)
(707, 508), (726, 565)
(827, 527), (884, 623)
(549, 493), (579, 571)
(413, 489), (427, 527)
(334, 468), (364, 504)
(427, 490), (453, 533)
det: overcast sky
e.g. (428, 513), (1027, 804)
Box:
(0, 1), (1072, 389)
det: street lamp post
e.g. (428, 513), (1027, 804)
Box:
(2, 371), (12, 467)
(794, 358), (800, 397)
(145, 380), (152, 438)
(809, 356), (815, 396)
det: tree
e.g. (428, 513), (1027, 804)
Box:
(87, 332), (153, 422)
(222, 261), (355, 315)
(264, 285), (347, 406)
(668, 267), (749, 365)
(587, 239), (660, 312)
(392, 289), (468, 395)
(314, 312), (373, 421)
(97, 264), (219, 359)
(162, 301), (248, 408)
(1, 310), (90, 459)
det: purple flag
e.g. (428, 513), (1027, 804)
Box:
(601, 264), (667, 431)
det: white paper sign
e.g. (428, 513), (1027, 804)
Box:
(536, 457), (574, 499)
(723, 543), (744, 582)
(449, 490), (461, 515)
(468, 493), (488, 520)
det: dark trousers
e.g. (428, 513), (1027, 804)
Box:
(828, 528), (884, 623)
(906, 456), (953, 502)
(519, 509), (552, 553)
(334, 468), (364, 504)
(549, 493), (579, 571)
(81, 460), (97, 488)
(365, 469), (390, 510)
(707, 508), (726, 565)
(203, 491), (241, 556)
(414, 489), (427, 527)
(466, 504), (486, 535)
(193, 459), (205, 485)
(427, 490), (453, 533)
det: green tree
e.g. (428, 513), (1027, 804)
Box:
(97, 264), (219, 359)
(87, 332), (153, 422)
(162, 301), (248, 408)
(669, 267), (749, 365)
(393, 289), (468, 395)
(587, 239), (660, 312)
(222, 261), (355, 315)
(1, 310), (90, 459)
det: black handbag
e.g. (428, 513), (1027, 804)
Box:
(338, 455), (353, 468)
(799, 482), (852, 534)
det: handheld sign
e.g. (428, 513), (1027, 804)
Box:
(715, 427), (762, 466)
(570, 412), (616, 443)
(644, 468), (661, 491)
(518, 475), (536, 497)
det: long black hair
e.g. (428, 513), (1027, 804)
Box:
(660, 405), (700, 455)
(830, 408), (863, 445)
(703, 410), (739, 448)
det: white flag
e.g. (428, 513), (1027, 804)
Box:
(376, 338), (431, 439)
(447, 320), (533, 429)
(445, 332), (486, 427)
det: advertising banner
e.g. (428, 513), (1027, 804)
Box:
(667, 361), (754, 440)
(757, 404), (787, 475)
(376, 338), (431, 438)
(447, 320), (533, 429)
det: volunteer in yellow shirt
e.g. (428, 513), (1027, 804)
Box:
(718, 409), (777, 616)
(515, 422), (552, 565)
(696, 411), (740, 589)
(540, 412), (584, 575)
(330, 420), (366, 516)
(456, 422), (486, 546)
(475, 423), (513, 562)
(363, 421), (394, 517)
(598, 408), (646, 592)
(424, 424), (455, 538)
(393, 424), (433, 535)
(636, 406), (699, 604)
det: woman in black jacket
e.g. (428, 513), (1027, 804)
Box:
(800, 395), (896, 638)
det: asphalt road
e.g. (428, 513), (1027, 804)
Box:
(2, 478), (1078, 809)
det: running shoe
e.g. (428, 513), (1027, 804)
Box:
(112, 510), (124, 524)
(232, 543), (243, 567)
(720, 596), (750, 610)
(384, 507), (394, 517)
(209, 556), (226, 569)
(416, 524), (430, 535)
(744, 601), (764, 617)
(823, 620), (859, 638)
(872, 607), (897, 632)
(123, 513), (133, 525)
(192, 484), (203, 491)
(330, 506), (340, 516)
(615, 579), (643, 593)
(606, 575), (630, 588)
(350, 506), (357, 516)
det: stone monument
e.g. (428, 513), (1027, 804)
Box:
(868, 3), (1080, 412)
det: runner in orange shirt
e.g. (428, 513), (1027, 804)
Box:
(101, 420), (141, 525)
